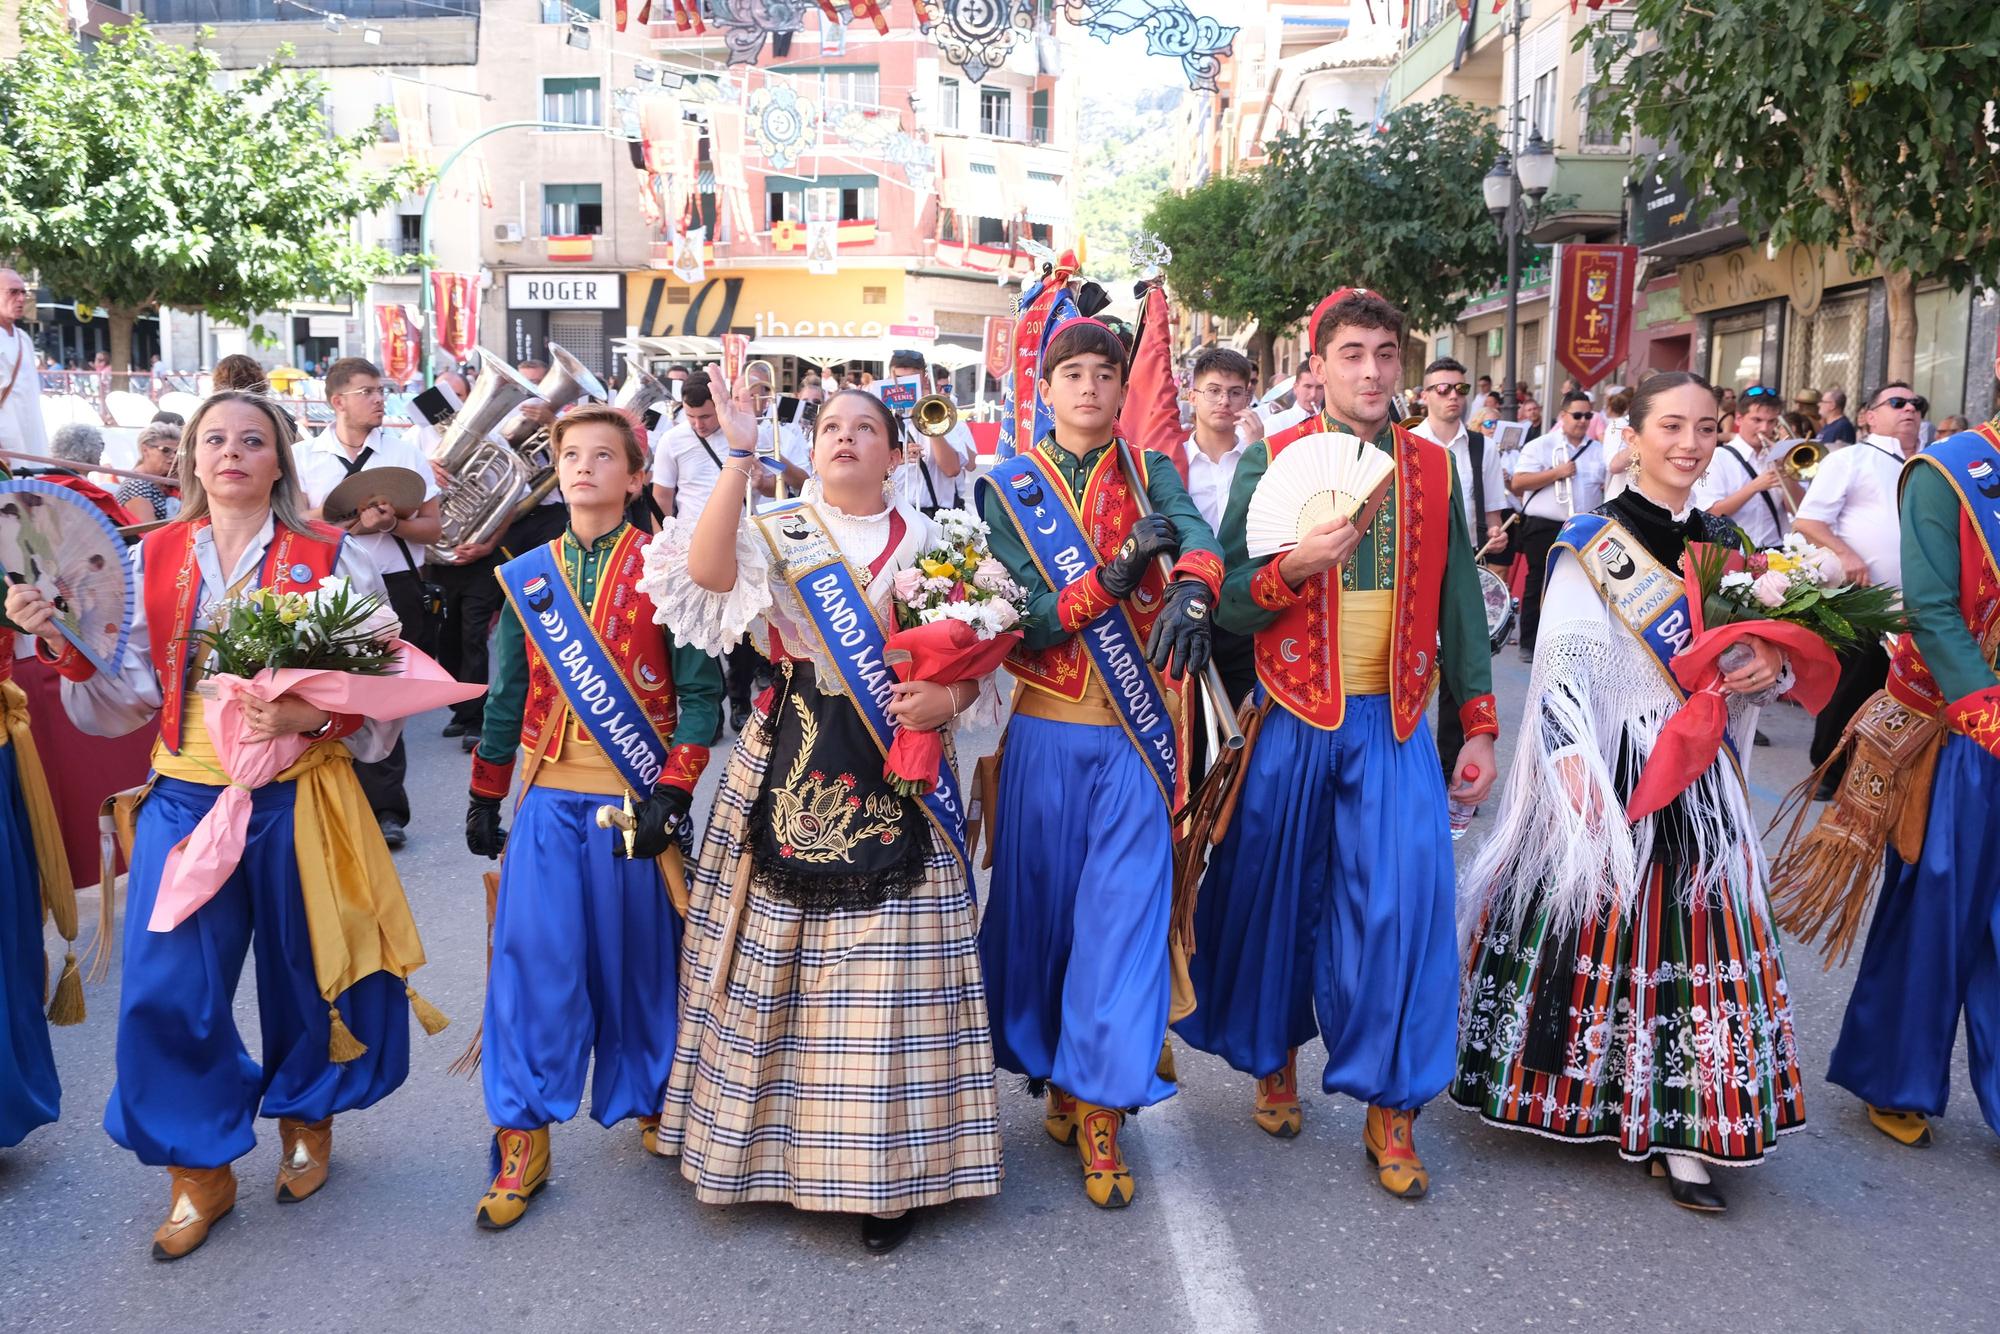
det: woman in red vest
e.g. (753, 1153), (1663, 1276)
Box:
(4, 391), (427, 1261)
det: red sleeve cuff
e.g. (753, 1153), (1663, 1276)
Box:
(1251, 555), (1307, 611)
(36, 637), (97, 682)
(1057, 570), (1117, 631)
(1459, 693), (1500, 741)
(1944, 685), (2000, 759)
(661, 743), (710, 793)
(470, 751), (516, 800)
(1170, 549), (1224, 599)
(320, 712), (362, 741)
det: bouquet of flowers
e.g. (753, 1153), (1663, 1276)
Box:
(152, 577), (485, 932)
(881, 508), (1027, 796)
(1625, 533), (1905, 820)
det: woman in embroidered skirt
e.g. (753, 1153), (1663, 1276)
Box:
(642, 374), (1001, 1254)
(1451, 373), (1807, 1213)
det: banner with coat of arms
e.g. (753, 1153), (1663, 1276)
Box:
(1552, 243), (1637, 390)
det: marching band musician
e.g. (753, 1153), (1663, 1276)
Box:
(1173, 288), (1499, 1199)
(1510, 388), (1607, 661)
(4, 391), (435, 1261)
(463, 404), (721, 1231)
(978, 317), (1223, 1210)
(1690, 383), (1789, 551)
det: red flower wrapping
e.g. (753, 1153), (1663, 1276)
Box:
(881, 619), (1022, 794)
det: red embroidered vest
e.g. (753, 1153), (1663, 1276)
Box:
(1006, 444), (1174, 701)
(1886, 421), (2000, 716)
(518, 526), (678, 762)
(142, 519), (345, 753)
(1253, 421), (1453, 739)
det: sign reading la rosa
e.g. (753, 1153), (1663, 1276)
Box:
(507, 273), (621, 310)
(627, 269), (910, 341)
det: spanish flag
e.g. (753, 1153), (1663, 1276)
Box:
(547, 235), (594, 262)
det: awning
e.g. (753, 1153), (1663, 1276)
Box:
(617, 335), (724, 363)
(1022, 170), (1069, 228)
(748, 335), (894, 367)
(936, 138), (1009, 219)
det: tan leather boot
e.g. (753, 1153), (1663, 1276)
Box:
(1155, 1037), (1179, 1084)
(1044, 1083), (1080, 1146)
(152, 1165), (238, 1261)
(276, 1116), (332, 1202)
(1076, 1102), (1134, 1209)
(1867, 1104), (1934, 1147)
(475, 1127), (551, 1230)
(1252, 1049), (1304, 1138)
(1363, 1104), (1428, 1199)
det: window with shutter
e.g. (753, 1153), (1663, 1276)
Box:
(1580, 11), (1638, 151)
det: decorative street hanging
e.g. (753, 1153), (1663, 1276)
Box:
(1058, 0), (1238, 93)
(713, 0), (809, 65)
(931, 0), (1036, 84)
(747, 81), (820, 169)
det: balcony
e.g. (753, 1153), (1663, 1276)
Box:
(1522, 154), (1630, 244)
(133, 0), (479, 66)
(126, 0), (476, 20)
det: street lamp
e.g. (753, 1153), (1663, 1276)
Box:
(1486, 127), (1558, 423)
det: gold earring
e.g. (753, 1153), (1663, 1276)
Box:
(1627, 451), (1641, 481)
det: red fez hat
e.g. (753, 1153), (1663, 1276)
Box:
(1309, 287), (1383, 351)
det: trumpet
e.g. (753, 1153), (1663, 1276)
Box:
(912, 393), (959, 438)
(1553, 437), (1574, 517)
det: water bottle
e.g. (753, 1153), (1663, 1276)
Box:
(1448, 764), (1480, 841)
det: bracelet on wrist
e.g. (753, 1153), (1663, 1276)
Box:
(727, 447), (754, 458)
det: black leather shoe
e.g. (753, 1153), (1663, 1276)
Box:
(461, 734), (478, 753)
(379, 818), (407, 851)
(441, 719), (469, 738)
(1813, 779), (1838, 802)
(729, 702), (751, 733)
(861, 1210), (915, 1254)
(1644, 1157), (1726, 1213)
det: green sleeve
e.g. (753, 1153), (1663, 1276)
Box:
(669, 636), (724, 749)
(1215, 443), (1276, 636)
(1437, 464), (1496, 706)
(476, 587), (527, 767)
(1901, 464), (1999, 702)
(978, 477), (1073, 652)
(1146, 452), (1222, 561)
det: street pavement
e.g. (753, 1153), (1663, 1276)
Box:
(5, 645), (1999, 1334)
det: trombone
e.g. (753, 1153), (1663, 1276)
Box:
(1771, 438), (1826, 517)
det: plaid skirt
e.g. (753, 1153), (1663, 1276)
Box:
(658, 714), (1003, 1212)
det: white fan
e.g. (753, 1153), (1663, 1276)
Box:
(1244, 432), (1397, 558)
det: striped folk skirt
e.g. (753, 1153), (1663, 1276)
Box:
(657, 716), (1003, 1212)
(1451, 861), (1807, 1166)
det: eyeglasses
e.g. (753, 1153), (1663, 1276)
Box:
(0, 287), (26, 297)
(335, 385), (387, 400)
(1425, 382), (1471, 397)
(1195, 386), (1250, 404)
(1873, 394), (1929, 414)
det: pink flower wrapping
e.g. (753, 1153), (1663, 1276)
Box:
(150, 641), (486, 932)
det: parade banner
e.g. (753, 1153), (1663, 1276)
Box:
(430, 272), (480, 363)
(1552, 244), (1637, 390)
(376, 304), (420, 385)
(721, 332), (749, 387)
(670, 226), (707, 284)
(982, 315), (1013, 384)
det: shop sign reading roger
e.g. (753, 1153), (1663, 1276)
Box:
(506, 273), (621, 309)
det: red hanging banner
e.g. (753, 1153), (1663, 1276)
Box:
(1552, 243), (1637, 390)
(981, 314), (1014, 385)
(376, 303), (421, 384)
(430, 271), (480, 364)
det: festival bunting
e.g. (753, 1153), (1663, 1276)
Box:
(376, 304), (421, 385)
(430, 272), (479, 363)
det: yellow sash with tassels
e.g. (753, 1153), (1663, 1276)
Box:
(0, 678), (86, 1025)
(152, 696), (448, 1059)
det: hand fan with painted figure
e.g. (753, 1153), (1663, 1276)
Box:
(0, 478), (133, 674)
(1244, 432), (1397, 559)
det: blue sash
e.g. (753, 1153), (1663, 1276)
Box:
(1551, 512), (1740, 771)
(496, 541), (669, 794)
(1908, 430), (2000, 580)
(979, 451), (1179, 804)
(752, 502), (969, 874)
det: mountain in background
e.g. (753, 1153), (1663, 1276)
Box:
(1074, 82), (1182, 283)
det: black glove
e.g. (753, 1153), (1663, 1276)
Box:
(1099, 514), (1179, 600)
(1146, 579), (1214, 682)
(619, 783), (693, 860)
(466, 793), (507, 859)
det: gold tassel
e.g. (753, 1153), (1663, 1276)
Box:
(326, 1004), (369, 1063)
(445, 1022), (484, 1079)
(405, 985), (451, 1036)
(46, 951), (85, 1026)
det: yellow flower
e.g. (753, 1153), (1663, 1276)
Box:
(1766, 551), (1796, 574)
(921, 558), (959, 580)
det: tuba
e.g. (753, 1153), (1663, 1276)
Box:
(434, 350), (544, 549)
(612, 356), (671, 421)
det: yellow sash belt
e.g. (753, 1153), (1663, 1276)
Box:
(0, 679), (78, 945)
(1338, 589), (1394, 695)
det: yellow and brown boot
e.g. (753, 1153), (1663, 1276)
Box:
(1867, 1104), (1935, 1147)
(1044, 1083), (1080, 1146)
(1155, 1037), (1179, 1085)
(475, 1126), (551, 1230)
(151, 1165), (237, 1261)
(275, 1116), (332, 1202)
(1363, 1104), (1429, 1199)
(638, 1115), (672, 1157)
(1076, 1102), (1135, 1209)
(1253, 1049), (1304, 1139)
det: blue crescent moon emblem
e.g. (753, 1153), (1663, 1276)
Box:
(1279, 638), (1302, 663)
(290, 563), (312, 584)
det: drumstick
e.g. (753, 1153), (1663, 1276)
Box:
(1473, 512), (1520, 562)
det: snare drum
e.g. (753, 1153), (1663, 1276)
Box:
(1478, 565), (1515, 655)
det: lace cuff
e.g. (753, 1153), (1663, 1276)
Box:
(640, 517), (774, 656)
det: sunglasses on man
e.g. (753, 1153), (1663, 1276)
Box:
(1873, 394), (1928, 414)
(1424, 381), (1471, 397)
(1565, 411), (1591, 421)
(1740, 386), (1782, 404)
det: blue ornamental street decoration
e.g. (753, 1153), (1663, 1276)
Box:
(1059, 0), (1237, 93)
(748, 81), (819, 169)
(931, 0), (1035, 84)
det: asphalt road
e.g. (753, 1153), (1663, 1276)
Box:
(5, 647), (1998, 1333)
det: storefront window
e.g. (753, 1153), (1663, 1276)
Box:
(1784, 293), (1866, 404)
(1708, 317), (1763, 392)
(1912, 283), (1971, 421)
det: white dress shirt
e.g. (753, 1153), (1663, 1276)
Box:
(1185, 435), (1248, 533)
(1516, 429), (1607, 522)
(1794, 432), (1911, 587)
(1692, 433), (1786, 549)
(294, 426), (441, 576)
(0, 326), (47, 455)
(896, 420), (977, 511)
(1415, 418), (1505, 540)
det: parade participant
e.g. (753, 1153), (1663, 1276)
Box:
(888, 349), (972, 515)
(1452, 371), (1804, 1214)
(0, 646), (73, 1149)
(650, 377), (1002, 1256)
(462, 405), (720, 1231)
(1692, 383), (1788, 551)
(1293, 364), (1325, 418)
(978, 317), (1223, 1210)
(1183, 347), (1259, 707)
(4, 391), (428, 1260)
(1173, 288), (1497, 1199)
(1511, 389), (1608, 660)
(1823, 377), (2000, 1150)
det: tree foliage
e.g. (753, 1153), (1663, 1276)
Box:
(0, 10), (422, 367)
(1587, 0), (2000, 380)
(1146, 97), (1505, 372)
(1074, 83), (1180, 282)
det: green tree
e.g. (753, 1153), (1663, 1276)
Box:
(1587, 1), (2000, 381)
(1145, 173), (1302, 377)
(0, 11), (422, 376)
